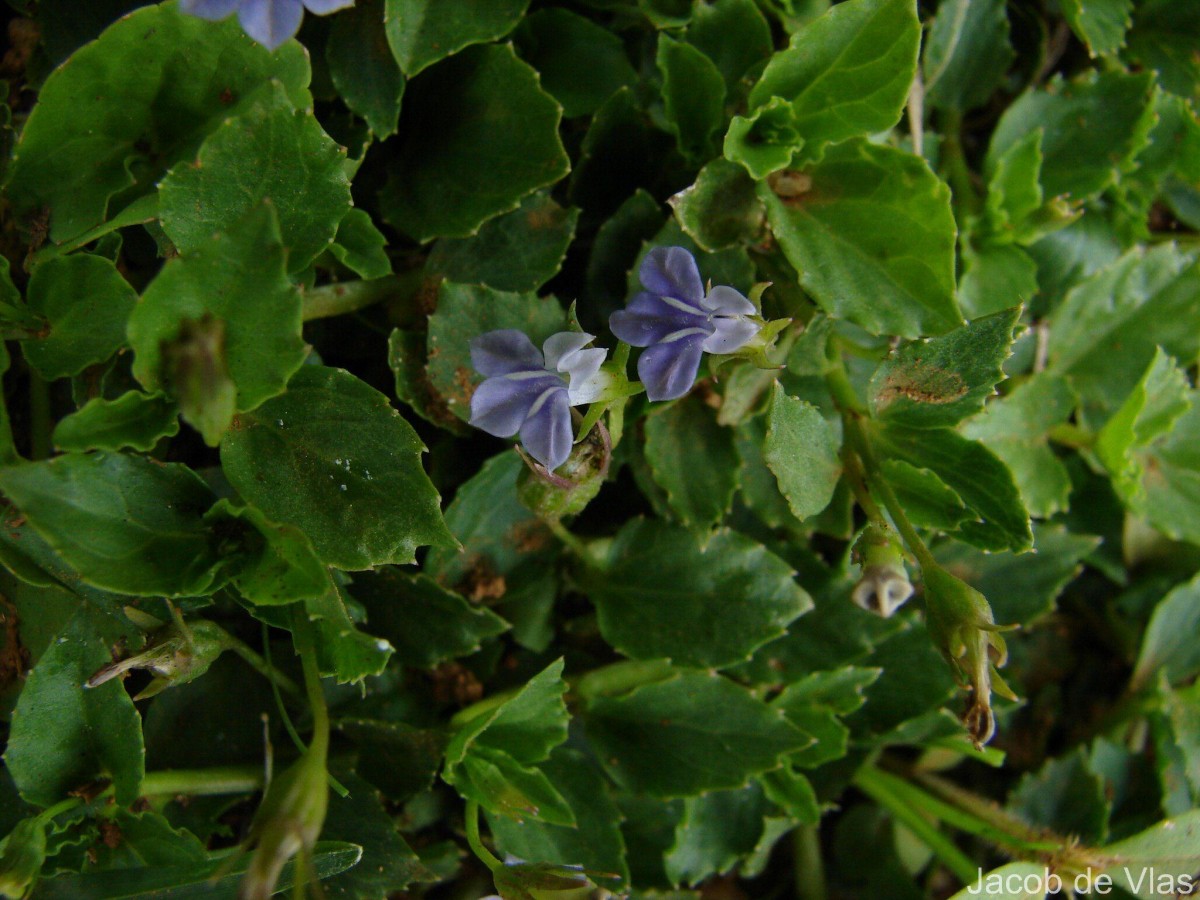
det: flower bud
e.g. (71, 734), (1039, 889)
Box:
(87, 618), (227, 700)
(516, 419), (610, 522)
(921, 564), (1018, 747)
(850, 525), (913, 618)
(239, 741), (329, 900)
(492, 860), (593, 900)
(0, 817), (47, 899)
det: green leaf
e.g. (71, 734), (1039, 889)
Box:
(158, 83), (351, 273)
(962, 374), (1076, 517)
(569, 89), (674, 220)
(584, 668), (811, 797)
(447, 659), (569, 768)
(86, 809), (207, 870)
(1101, 810), (1200, 898)
(1008, 749), (1109, 844)
(31, 842), (363, 899)
(747, 0), (919, 167)
(383, 0), (529, 76)
(20, 254), (137, 380)
(686, 0), (773, 93)
(487, 748), (631, 886)
(219, 365), (453, 570)
(1124, 397), (1200, 547)
(454, 746), (574, 826)
(424, 282), (567, 423)
(426, 192), (579, 293)
(871, 423), (1032, 551)
(670, 158), (766, 253)
(5, 3), (310, 244)
(877, 460), (971, 530)
(761, 139), (962, 339)
(644, 396), (740, 531)
(1062, 0), (1133, 57)
(1151, 682), (1200, 816)
(922, 0), (1014, 111)
(204, 499), (327, 607)
(1096, 348), (1192, 498)
(725, 98), (806, 181)
(514, 9), (638, 118)
(869, 308), (1019, 428)
(933, 524), (1099, 625)
(1124, 0), (1200, 100)
(665, 784), (770, 886)
(5, 606), (144, 806)
(423, 450), (555, 606)
(846, 624), (958, 739)
(958, 243), (1040, 319)
(0, 452), (222, 597)
(128, 204), (307, 443)
(1133, 572), (1200, 690)
(734, 573), (906, 685)
(327, 0), (405, 137)
(986, 71), (1156, 202)
(52, 392), (179, 454)
(320, 770), (431, 897)
(657, 35), (726, 162)
(346, 568), (509, 669)
(771, 667), (879, 768)
(984, 130), (1044, 241)
(335, 719), (447, 803)
(328, 208), (392, 281)
(763, 384), (842, 520)
(379, 43), (568, 241)
(1047, 246), (1200, 425)
(444, 659), (572, 823)
(303, 577), (395, 683)
(582, 519), (811, 669)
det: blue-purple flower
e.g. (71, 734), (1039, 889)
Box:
(609, 247), (760, 401)
(469, 330), (609, 472)
(180, 0), (354, 50)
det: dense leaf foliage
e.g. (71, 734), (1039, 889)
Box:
(0, 0), (1199, 898)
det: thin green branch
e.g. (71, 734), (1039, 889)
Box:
(464, 800), (504, 873)
(853, 766), (980, 886)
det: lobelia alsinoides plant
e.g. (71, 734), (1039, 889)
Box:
(0, 0), (1199, 898)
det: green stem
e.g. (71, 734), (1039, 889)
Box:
(842, 411), (937, 571)
(300, 271), (422, 323)
(291, 612), (329, 761)
(793, 823), (827, 900)
(940, 111), (982, 218)
(225, 628), (302, 697)
(141, 766), (266, 797)
(853, 766), (980, 886)
(464, 800), (504, 872)
(260, 623), (309, 758)
(871, 766), (1061, 855)
(573, 658), (675, 702)
(30, 194), (159, 267)
(546, 518), (598, 568)
(909, 771), (1070, 854)
(825, 349), (937, 570)
(1047, 422), (1095, 450)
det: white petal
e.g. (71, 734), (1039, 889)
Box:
(702, 284), (756, 316)
(702, 317), (760, 353)
(542, 331), (595, 371)
(568, 368), (614, 406)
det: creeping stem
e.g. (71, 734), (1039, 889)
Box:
(824, 346), (937, 570)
